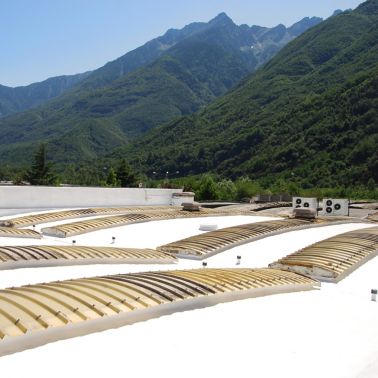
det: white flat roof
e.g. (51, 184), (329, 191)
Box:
(0, 209), (377, 377)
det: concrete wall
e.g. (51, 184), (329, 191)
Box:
(0, 186), (183, 209)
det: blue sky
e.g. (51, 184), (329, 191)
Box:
(1, 0), (363, 87)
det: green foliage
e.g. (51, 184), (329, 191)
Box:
(196, 175), (220, 201)
(156, 175), (378, 201)
(116, 159), (137, 187)
(287, 182), (301, 196)
(0, 14), (319, 167)
(60, 163), (105, 186)
(217, 179), (237, 201)
(1, 4), (377, 197)
(299, 185), (378, 201)
(25, 144), (58, 186)
(0, 72), (90, 118)
(233, 177), (262, 200)
(0, 165), (13, 180)
(121, 3), (378, 190)
(106, 168), (118, 187)
(367, 178), (376, 191)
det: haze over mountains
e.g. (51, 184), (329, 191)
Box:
(0, 13), (322, 164)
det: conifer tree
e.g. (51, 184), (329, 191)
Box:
(25, 144), (58, 185)
(116, 159), (136, 187)
(106, 167), (118, 187)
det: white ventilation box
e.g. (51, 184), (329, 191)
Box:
(292, 197), (318, 210)
(321, 198), (349, 216)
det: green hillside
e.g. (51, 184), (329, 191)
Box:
(0, 18), (210, 119)
(0, 14), (321, 165)
(121, 1), (378, 188)
(0, 72), (90, 118)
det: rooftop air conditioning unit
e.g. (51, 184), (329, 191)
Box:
(292, 197), (318, 210)
(321, 198), (349, 216)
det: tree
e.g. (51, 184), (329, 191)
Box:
(106, 167), (118, 187)
(235, 177), (262, 201)
(217, 179), (237, 201)
(197, 175), (219, 201)
(25, 144), (58, 185)
(116, 159), (136, 187)
(287, 182), (300, 195)
(367, 178), (376, 192)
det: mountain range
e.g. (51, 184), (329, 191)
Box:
(0, 72), (91, 118)
(0, 13), (322, 164)
(120, 1), (378, 187)
(1, 2), (375, 190)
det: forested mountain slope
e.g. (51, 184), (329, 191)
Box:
(0, 17), (210, 118)
(123, 1), (378, 187)
(0, 14), (322, 165)
(0, 72), (90, 118)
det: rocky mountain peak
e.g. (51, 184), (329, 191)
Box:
(209, 12), (235, 27)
